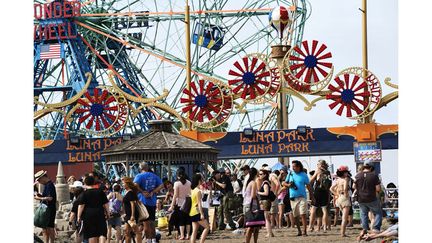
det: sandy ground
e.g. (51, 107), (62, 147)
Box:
(159, 225), (375, 243)
(48, 224), (383, 243)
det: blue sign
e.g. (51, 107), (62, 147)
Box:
(34, 128), (398, 165)
(354, 141), (382, 163)
(204, 128), (397, 160)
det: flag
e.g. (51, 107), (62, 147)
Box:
(39, 44), (63, 60)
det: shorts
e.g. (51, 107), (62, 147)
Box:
(108, 216), (122, 227)
(335, 195), (351, 209)
(259, 200), (271, 211)
(278, 198), (285, 205)
(290, 197), (307, 217)
(46, 206), (56, 228)
(283, 194), (292, 213)
(144, 205), (156, 221)
(170, 208), (191, 226)
(312, 189), (329, 208)
(190, 214), (201, 222)
(270, 199), (278, 214)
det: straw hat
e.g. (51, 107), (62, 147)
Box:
(34, 170), (47, 180)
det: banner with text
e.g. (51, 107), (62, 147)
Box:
(205, 128), (398, 159)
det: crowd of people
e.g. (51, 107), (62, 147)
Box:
(34, 159), (398, 243)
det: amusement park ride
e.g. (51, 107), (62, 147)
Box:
(34, 0), (398, 179)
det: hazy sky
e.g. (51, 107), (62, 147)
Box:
(258, 0), (398, 186)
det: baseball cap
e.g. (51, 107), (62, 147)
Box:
(261, 166), (272, 172)
(70, 181), (83, 188)
(337, 165), (350, 172)
(363, 161), (374, 168)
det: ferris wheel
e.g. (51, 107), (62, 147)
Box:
(33, 0), (310, 176)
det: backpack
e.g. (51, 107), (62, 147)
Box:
(261, 181), (276, 202)
(319, 172), (332, 191)
(109, 196), (122, 217)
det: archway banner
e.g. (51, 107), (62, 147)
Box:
(204, 128), (397, 160)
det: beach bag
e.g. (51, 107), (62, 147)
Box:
(109, 196), (122, 218)
(34, 203), (50, 228)
(180, 196), (192, 214)
(136, 201), (149, 222)
(244, 199), (265, 227)
(320, 173), (332, 190)
(157, 216), (169, 229)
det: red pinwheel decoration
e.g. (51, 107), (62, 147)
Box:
(326, 73), (370, 117)
(214, 89), (233, 125)
(76, 88), (123, 132)
(180, 80), (224, 124)
(267, 67), (282, 98)
(289, 40), (333, 84)
(228, 56), (271, 101)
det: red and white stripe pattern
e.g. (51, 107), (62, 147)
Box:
(40, 44), (62, 60)
(269, 6), (290, 39)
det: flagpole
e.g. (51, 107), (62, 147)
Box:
(185, 0), (192, 130)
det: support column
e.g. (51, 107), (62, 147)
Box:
(361, 0), (371, 124)
(185, 0), (192, 130)
(271, 45), (291, 166)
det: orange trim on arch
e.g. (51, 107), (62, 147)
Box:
(327, 123), (398, 142)
(180, 130), (227, 142)
(34, 140), (55, 150)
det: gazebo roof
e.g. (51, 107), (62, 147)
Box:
(101, 120), (219, 163)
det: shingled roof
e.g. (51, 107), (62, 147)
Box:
(102, 120), (219, 164)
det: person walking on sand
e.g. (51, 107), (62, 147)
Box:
(257, 168), (274, 238)
(243, 168), (260, 243)
(330, 166), (352, 237)
(134, 162), (164, 243)
(309, 160), (332, 232)
(168, 170), (192, 240)
(78, 175), (110, 243)
(122, 177), (142, 243)
(283, 160), (314, 236)
(107, 183), (123, 243)
(34, 170), (57, 243)
(69, 181), (84, 243)
(189, 173), (210, 243)
(268, 168), (281, 229)
(354, 162), (383, 240)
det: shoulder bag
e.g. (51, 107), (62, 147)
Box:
(136, 201), (149, 222)
(244, 198), (266, 227)
(34, 202), (50, 228)
(180, 196), (192, 214)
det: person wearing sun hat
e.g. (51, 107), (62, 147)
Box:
(308, 159), (332, 232)
(34, 170), (57, 243)
(330, 165), (352, 237)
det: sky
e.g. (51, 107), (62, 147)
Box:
(255, 0), (399, 186)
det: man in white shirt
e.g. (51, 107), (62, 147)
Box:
(230, 174), (242, 194)
(240, 165), (250, 196)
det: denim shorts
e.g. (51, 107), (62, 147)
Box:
(108, 216), (122, 227)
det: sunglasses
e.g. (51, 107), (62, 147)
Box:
(259, 173), (264, 176)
